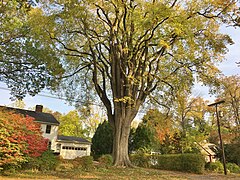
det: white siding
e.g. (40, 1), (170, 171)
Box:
(56, 142), (91, 159)
(40, 124), (59, 151)
(38, 122), (91, 159)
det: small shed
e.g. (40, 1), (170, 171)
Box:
(56, 135), (91, 159)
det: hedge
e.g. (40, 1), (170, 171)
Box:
(156, 154), (205, 174)
(205, 161), (224, 173)
(130, 153), (205, 174)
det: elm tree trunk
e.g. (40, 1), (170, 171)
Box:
(111, 116), (133, 167)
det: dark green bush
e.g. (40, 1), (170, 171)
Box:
(156, 154), (205, 174)
(72, 156), (93, 171)
(98, 154), (113, 168)
(92, 121), (113, 160)
(23, 150), (60, 171)
(205, 161), (224, 173)
(226, 163), (240, 173)
(224, 144), (240, 165)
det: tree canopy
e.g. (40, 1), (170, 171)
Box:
(0, 0), (64, 99)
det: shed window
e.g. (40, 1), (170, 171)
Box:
(46, 125), (51, 134)
(61, 146), (87, 151)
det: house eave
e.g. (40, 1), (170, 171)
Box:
(56, 139), (92, 145)
(35, 120), (60, 126)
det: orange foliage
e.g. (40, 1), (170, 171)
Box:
(0, 109), (48, 167)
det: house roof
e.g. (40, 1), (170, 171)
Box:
(57, 135), (91, 144)
(0, 105), (60, 125)
(198, 142), (217, 156)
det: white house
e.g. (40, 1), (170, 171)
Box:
(0, 105), (91, 159)
(195, 141), (217, 163)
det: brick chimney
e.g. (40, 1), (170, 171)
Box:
(35, 105), (43, 112)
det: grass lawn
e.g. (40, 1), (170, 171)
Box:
(1, 167), (240, 180)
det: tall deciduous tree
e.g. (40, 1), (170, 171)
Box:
(35, 0), (238, 166)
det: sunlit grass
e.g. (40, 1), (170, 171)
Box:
(1, 165), (240, 179)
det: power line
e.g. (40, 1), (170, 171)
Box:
(0, 86), (99, 105)
(0, 86), (104, 108)
(0, 86), (147, 114)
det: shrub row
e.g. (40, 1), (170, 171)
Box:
(59, 156), (94, 171)
(205, 161), (223, 173)
(226, 163), (240, 173)
(205, 161), (240, 174)
(22, 150), (60, 171)
(130, 153), (205, 174)
(156, 154), (205, 174)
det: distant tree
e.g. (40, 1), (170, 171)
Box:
(216, 76), (239, 133)
(51, 111), (62, 121)
(77, 106), (104, 137)
(207, 76), (240, 148)
(139, 100), (211, 154)
(9, 100), (26, 109)
(143, 109), (173, 144)
(0, 109), (48, 169)
(129, 123), (155, 153)
(91, 121), (113, 159)
(58, 110), (88, 138)
(170, 93), (212, 153)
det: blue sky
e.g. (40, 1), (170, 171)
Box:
(0, 26), (239, 114)
(192, 26), (240, 100)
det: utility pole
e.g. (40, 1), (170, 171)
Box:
(208, 100), (227, 175)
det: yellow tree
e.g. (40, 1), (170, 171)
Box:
(58, 110), (88, 138)
(213, 75), (240, 139)
(33, 0), (238, 166)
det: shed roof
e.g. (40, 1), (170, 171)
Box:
(0, 105), (60, 125)
(57, 135), (91, 144)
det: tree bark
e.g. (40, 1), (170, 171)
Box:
(112, 117), (133, 167)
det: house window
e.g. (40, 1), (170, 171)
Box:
(45, 125), (51, 134)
